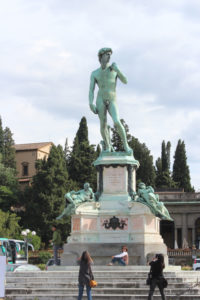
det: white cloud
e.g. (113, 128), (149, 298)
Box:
(0, 0), (199, 189)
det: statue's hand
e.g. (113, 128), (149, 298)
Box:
(90, 104), (98, 114)
(110, 62), (118, 73)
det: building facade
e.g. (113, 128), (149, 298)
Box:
(159, 192), (200, 249)
(14, 142), (53, 188)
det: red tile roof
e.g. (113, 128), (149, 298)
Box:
(14, 142), (53, 151)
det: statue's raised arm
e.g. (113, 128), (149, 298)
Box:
(110, 62), (127, 84)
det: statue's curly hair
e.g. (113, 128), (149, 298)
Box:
(98, 47), (112, 62)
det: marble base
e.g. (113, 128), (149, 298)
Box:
(61, 153), (167, 266)
(61, 202), (167, 266)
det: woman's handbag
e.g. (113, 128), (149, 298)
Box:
(161, 277), (168, 288)
(89, 280), (98, 288)
(146, 272), (152, 285)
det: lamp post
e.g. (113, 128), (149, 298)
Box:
(21, 229), (36, 263)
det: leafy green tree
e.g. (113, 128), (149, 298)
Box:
(26, 232), (41, 251)
(172, 140), (194, 192)
(129, 137), (156, 186)
(68, 117), (97, 190)
(0, 117), (16, 169)
(21, 145), (73, 246)
(3, 126), (16, 169)
(0, 117), (4, 154)
(111, 119), (132, 151)
(96, 144), (101, 157)
(0, 209), (21, 238)
(0, 155), (19, 211)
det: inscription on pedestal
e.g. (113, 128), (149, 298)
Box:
(103, 167), (127, 193)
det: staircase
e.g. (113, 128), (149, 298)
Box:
(5, 266), (200, 299)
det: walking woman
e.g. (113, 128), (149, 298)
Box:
(148, 253), (166, 300)
(78, 251), (94, 300)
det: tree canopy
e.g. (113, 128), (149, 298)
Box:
(20, 145), (73, 245)
(0, 209), (21, 238)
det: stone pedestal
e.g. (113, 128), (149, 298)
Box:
(61, 153), (168, 266)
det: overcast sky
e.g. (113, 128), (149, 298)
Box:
(0, 0), (200, 190)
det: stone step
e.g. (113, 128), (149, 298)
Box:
(6, 272), (197, 283)
(6, 282), (190, 288)
(45, 265), (181, 271)
(5, 295), (200, 300)
(5, 268), (200, 300)
(6, 270), (199, 277)
(5, 275), (188, 281)
(5, 287), (200, 295)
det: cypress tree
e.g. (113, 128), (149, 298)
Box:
(68, 117), (97, 190)
(172, 140), (193, 192)
(155, 141), (176, 189)
(0, 117), (4, 154)
(96, 144), (101, 157)
(64, 138), (70, 167)
(166, 141), (171, 171)
(161, 141), (168, 172)
(3, 127), (16, 169)
(77, 117), (88, 144)
(156, 141), (172, 189)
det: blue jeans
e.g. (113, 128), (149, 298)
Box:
(53, 245), (59, 265)
(78, 284), (92, 300)
(111, 257), (126, 266)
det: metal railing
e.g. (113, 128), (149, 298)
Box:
(168, 249), (200, 257)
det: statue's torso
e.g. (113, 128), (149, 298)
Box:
(93, 67), (117, 101)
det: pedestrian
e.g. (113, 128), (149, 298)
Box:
(78, 251), (94, 300)
(49, 225), (61, 265)
(9, 241), (17, 264)
(107, 246), (129, 266)
(148, 253), (166, 300)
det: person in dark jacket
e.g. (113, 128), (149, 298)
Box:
(78, 251), (94, 300)
(9, 241), (17, 264)
(49, 225), (61, 265)
(148, 253), (166, 300)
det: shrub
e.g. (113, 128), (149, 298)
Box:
(30, 234), (41, 251)
(37, 264), (46, 271)
(181, 265), (192, 271)
(38, 251), (52, 264)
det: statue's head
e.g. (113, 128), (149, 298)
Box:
(84, 182), (90, 190)
(138, 182), (146, 189)
(98, 47), (112, 63)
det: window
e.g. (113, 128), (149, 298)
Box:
(177, 228), (182, 249)
(195, 218), (200, 249)
(22, 162), (29, 176)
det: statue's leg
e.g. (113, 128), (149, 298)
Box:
(97, 101), (111, 151)
(108, 102), (132, 153)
